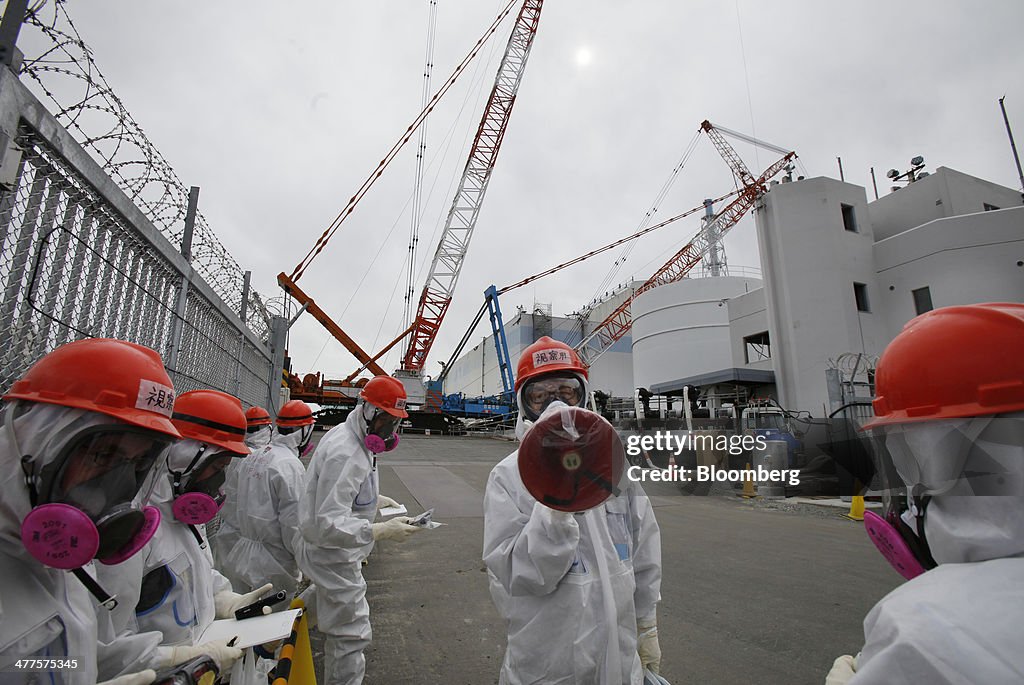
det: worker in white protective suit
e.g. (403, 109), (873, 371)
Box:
(218, 399), (311, 595)
(97, 389), (272, 674)
(211, 405), (274, 568)
(484, 337), (663, 685)
(826, 303), (1024, 684)
(294, 375), (422, 684)
(0, 338), (235, 685)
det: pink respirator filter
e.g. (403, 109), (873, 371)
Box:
(864, 509), (927, 580)
(172, 492), (223, 525)
(21, 503), (101, 570)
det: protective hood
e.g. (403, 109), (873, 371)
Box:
(271, 425), (308, 455)
(888, 413), (1024, 564)
(0, 402), (163, 563)
(245, 424), (273, 451)
(926, 496), (1024, 564)
(515, 373), (591, 441)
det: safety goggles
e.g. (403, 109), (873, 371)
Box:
(521, 375), (585, 420)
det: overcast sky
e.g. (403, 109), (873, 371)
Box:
(15, 0), (1024, 384)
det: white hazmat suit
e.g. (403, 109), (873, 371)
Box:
(483, 408), (662, 685)
(211, 423), (273, 569)
(96, 438), (263, 676)
(832, 414), (1024, 683)
(294, 408), (379, 684)
(294, 404), (417, 684)
(0, 404), (168, 683)
(219, 427), (305, 594)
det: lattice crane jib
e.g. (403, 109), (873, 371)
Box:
(575, 143), (796, 368)
(402, 0), (544, 373)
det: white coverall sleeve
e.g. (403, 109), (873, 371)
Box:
(301, 450), (373, 549)
(629, 483), (662, 623)
(848, 600), (966, 684)
(95, 618), (166, 680)
(211, 566), (233, 597)
(483, 467), (581, 597)
(273, 459), (306, 557)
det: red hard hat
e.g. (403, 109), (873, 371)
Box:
(4, 338), (181, 438)
(864, 303), (1024, 429)
(359, 375), (409, 418)
(244, 406), (272, 428)
(515, 336), (587, 392)
(277, 400), (315, 427)
(171, 389), (249, 455)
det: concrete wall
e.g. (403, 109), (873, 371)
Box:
(727, 287), (771, 372)
(755, 176), (889, 415)
(870, 166), (1022, 241)
(874, 205), (1024, 339)
(631, 276), (762, 389)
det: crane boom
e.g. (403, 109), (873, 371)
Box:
(402, 0), (544, 372)
(277, 272), (387, 376)
(575, 149), (795, 367)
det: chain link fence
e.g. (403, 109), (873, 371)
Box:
(0, 93), (274, 407)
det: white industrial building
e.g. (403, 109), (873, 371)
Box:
(636, 166), (1023, 417)
(446, 166), (1023, 416)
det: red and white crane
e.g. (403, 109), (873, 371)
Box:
(573, 120), (796, 367)
(278, 0), (545, 405)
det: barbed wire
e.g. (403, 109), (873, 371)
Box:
(10, 0), (269, 340)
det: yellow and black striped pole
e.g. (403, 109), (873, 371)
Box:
(272, 598), (317, 685)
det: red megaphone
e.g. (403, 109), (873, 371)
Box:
(517, 406), (625, 512)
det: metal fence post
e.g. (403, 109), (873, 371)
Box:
(167, 185), (198, 372)
(233, 270), (251, 397)
(268, 314), (289, 415)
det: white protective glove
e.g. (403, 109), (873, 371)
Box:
(637, 619), (662, 675)
(537, 503), (578, 525)
(377, 494), (401, 511)
(213, 582), (274, 619)
(159, 638), (243, 674)
(825, 654), (858, 685)
(371, 516), (421, 542)
(98, 670), (156, 685)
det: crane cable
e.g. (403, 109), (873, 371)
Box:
(289, 0), (518, 283)
(439, 187), (740, 381)
(404, 0), (440, 332)
(569, 127), (702, 341)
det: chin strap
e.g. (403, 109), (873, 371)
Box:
(912, 494), (937, 569)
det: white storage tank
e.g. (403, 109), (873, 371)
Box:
(632, 276), (762, 389)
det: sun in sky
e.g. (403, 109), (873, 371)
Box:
(574, 46), (593, 67)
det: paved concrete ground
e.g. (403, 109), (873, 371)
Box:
(304, 433), (901, 684)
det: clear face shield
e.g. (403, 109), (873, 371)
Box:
(860, 415), (1024, 579)
(169, 444), (236, 525)
(361, 401), (401, 454)
(10, 405), (173, 569)
(520, 374), (586, 422)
